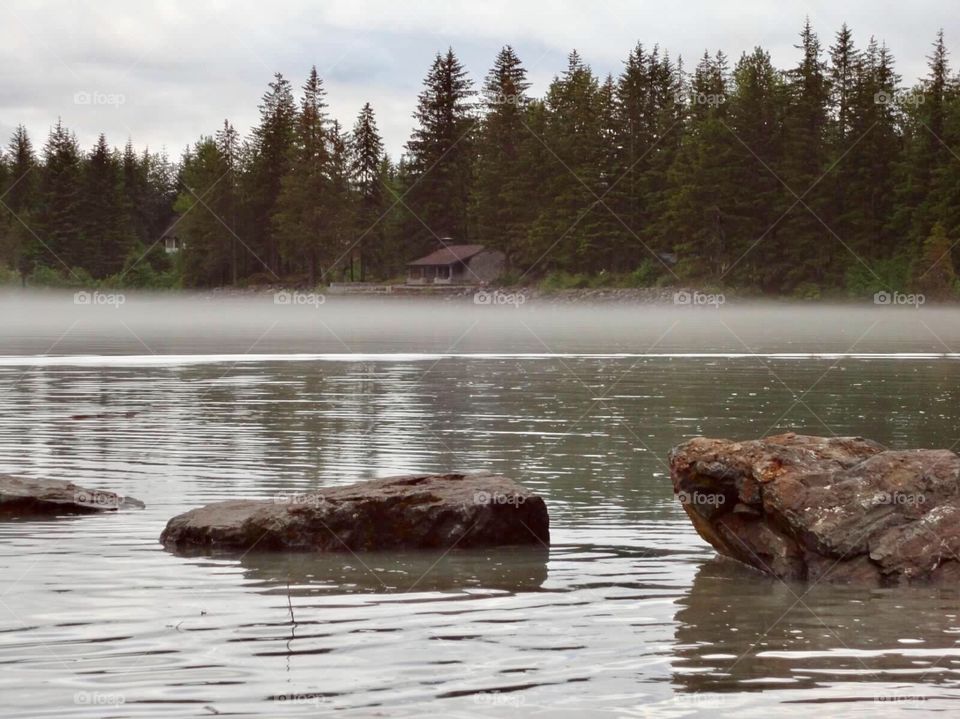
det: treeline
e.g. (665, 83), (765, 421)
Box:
(2, 19), (960, 297)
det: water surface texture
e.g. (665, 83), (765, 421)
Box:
(2, 293), (960, 717)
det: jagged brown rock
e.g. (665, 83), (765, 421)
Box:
(0, 474), (144, 516)
(160, 472), (549, 553)
(669, 433), (960, 585)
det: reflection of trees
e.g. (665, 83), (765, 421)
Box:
(672, 558), (960, 694)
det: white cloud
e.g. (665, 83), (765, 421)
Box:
(1, 0), (956, 158)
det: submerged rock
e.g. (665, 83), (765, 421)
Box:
(0, 474), (144, 516)
(160, 472), (549, 553)
(669, 433), (960, 585)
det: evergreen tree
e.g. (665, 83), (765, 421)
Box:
(349, 102), (385, 280)
(174, 137), (234, 286)
(80, 134), (131, 277)
(911, 222), (956, 299)
(720, 47), (787, 288)
(779, 19), (833, 291)
(473, 46), (532, 266)
(214, 119), (242, 283)
(247, 72), (297, 277)
(526, 51), (604, 272)
(667, 51), (739, 280)
(37, 120), (85, 274)
(1, 125), (38, 277)
(403, 48), (476, 252)
(275, 67), (329, 284)
(326, 120), (355, 280)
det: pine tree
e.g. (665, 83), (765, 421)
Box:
(667, 51), (739, 280)
(829, 23), (860, 144)
(37, 119), (85, 275)
(247, 72), (297, 277)
(326, 120), (355, 280)
(526, 51), (603, 273)
(893, 30), (954, 267)
(274, 67), (329, 284)
(473, 46), (532, 266)
(1, 125), (38, 277)
(214, 119), (242, 283)
(911, 222), (956, 299)
(80, 134), (131, 277)
(779, 19), (833, 291)
(349, 102), (385, 280)
(403, 48), (476, 252)
(174, 137), (234, 286)
(720, 47), (787, 289)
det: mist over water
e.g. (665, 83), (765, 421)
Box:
(2, 292), (960, 716)
(2, 289), (959, 356)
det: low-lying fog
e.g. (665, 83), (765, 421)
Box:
(0, 289), (956, 357)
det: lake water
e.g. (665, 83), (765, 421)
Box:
(2, 292), (960, 717)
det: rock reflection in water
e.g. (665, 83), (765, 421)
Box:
(672, 558), (960, 694)
(224, 546), (551, 595)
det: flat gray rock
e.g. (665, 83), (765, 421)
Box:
(160, 472), (550, 553)
(0, 474), (144, 516)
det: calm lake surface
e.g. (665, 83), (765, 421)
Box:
(2, 292), (960, 717)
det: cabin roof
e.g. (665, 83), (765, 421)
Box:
(408, 244), (486, 266)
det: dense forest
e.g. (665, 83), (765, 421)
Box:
(2, 20), (960, 298)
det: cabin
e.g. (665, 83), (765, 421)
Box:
(406, 244), (505, 285)
(160, 222), (183, 253)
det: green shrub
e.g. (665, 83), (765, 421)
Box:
(0, 265), (20, 286)
(792, 281), (822, 300)
(626, 260), (660, 287)
(844, 256), (910, 297)
(539, 271), (591, 291)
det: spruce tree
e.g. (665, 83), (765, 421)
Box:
(404, 48), (476, 252)
(275, 67), (329, 284)
(779, 19), (833, 292)
(248, 72), (297, 277)
(80, 134), (131, 277)
(473, 46), (532, 266)
(1, 125), (38, 278)
(37, 119), (85, 275)
(349, 102), (385, 280)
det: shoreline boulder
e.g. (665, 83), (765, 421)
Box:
(669, 433), (960, 585)
(160, 472), (549, 553)
(0, 474), (144, 516)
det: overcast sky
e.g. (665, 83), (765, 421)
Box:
(2, 0), (957, 160)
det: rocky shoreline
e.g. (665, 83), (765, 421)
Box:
(200, 283), (723, 306)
